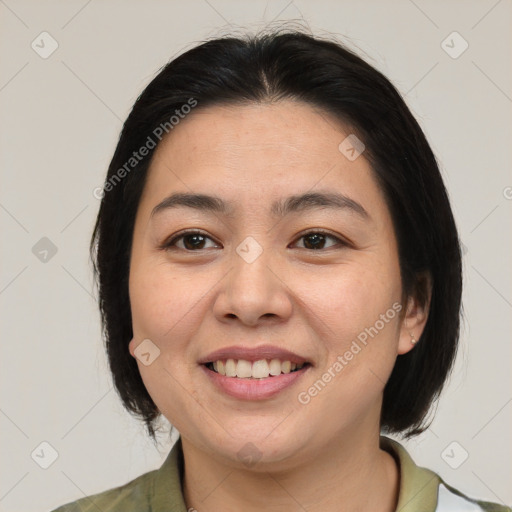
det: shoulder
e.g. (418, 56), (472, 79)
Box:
(49, 438), (187, 512)
(49, 467), (158, 512)
(380, 436), (511, 512)
(436, 480), (512, 512)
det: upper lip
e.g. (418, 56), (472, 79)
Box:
(198, 344), (310, 365)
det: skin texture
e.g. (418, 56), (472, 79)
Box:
(128, 100), (429, 512)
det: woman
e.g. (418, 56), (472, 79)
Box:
(51, 28), (509, 512)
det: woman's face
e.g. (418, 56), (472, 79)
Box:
(128, 101), (419, 469)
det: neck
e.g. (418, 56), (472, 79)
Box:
(181, 430), (399, 512)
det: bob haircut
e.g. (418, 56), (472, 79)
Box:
(91, 27), (462, 441)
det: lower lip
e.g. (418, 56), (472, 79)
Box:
(201, 365), (310, 400)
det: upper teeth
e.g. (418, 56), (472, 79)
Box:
(211, 359), (305, 379)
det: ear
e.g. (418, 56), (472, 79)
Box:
(398, 273), (432, 355)
(128, 338), (137, 358)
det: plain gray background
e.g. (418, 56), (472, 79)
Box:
(0, 1), (510, 510)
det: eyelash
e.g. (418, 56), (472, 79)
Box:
(160, 229), (350, 252)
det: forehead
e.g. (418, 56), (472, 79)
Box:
(153, 100), (347, 167)
(140, 100), (385, 221)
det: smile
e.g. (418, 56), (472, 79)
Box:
(205, 358), (308, 379)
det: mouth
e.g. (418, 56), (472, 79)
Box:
(198, 345), (312, 399)
(201, 359), (311, 400)
(204, 358), (311, 379)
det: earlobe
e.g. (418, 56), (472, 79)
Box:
(128, 338), (136, 358)
(398, 278), (431, 355)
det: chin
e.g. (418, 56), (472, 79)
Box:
(197, 423), (312, 471)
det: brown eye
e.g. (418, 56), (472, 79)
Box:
(181, 233), (207, 250)
(294, 231), (345, 250)
(163, 231), (219, 251)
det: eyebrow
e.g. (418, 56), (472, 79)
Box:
(151, 191), (369, 220)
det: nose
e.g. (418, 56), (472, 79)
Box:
(212, 245), (293, 327)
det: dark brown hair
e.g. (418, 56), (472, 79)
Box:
(91, 27), (462, 440)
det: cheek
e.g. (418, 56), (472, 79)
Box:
(300, 256), (401, 344)
(128, 261), (216, 380)
(298, 254), (402, 411)
(296, 269), (401, 427)
(128, 264), (210, 430)
(130, 261), (196, 338)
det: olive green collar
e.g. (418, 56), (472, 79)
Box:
(380, 436), (441, 511)
(152, 435), (442, 512)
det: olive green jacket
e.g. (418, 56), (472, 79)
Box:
(50, 436), (510, 511)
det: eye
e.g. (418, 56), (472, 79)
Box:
(162, 230), (220, 251)
(161, 229), (348, 252)
(292, 230), (347, 250)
